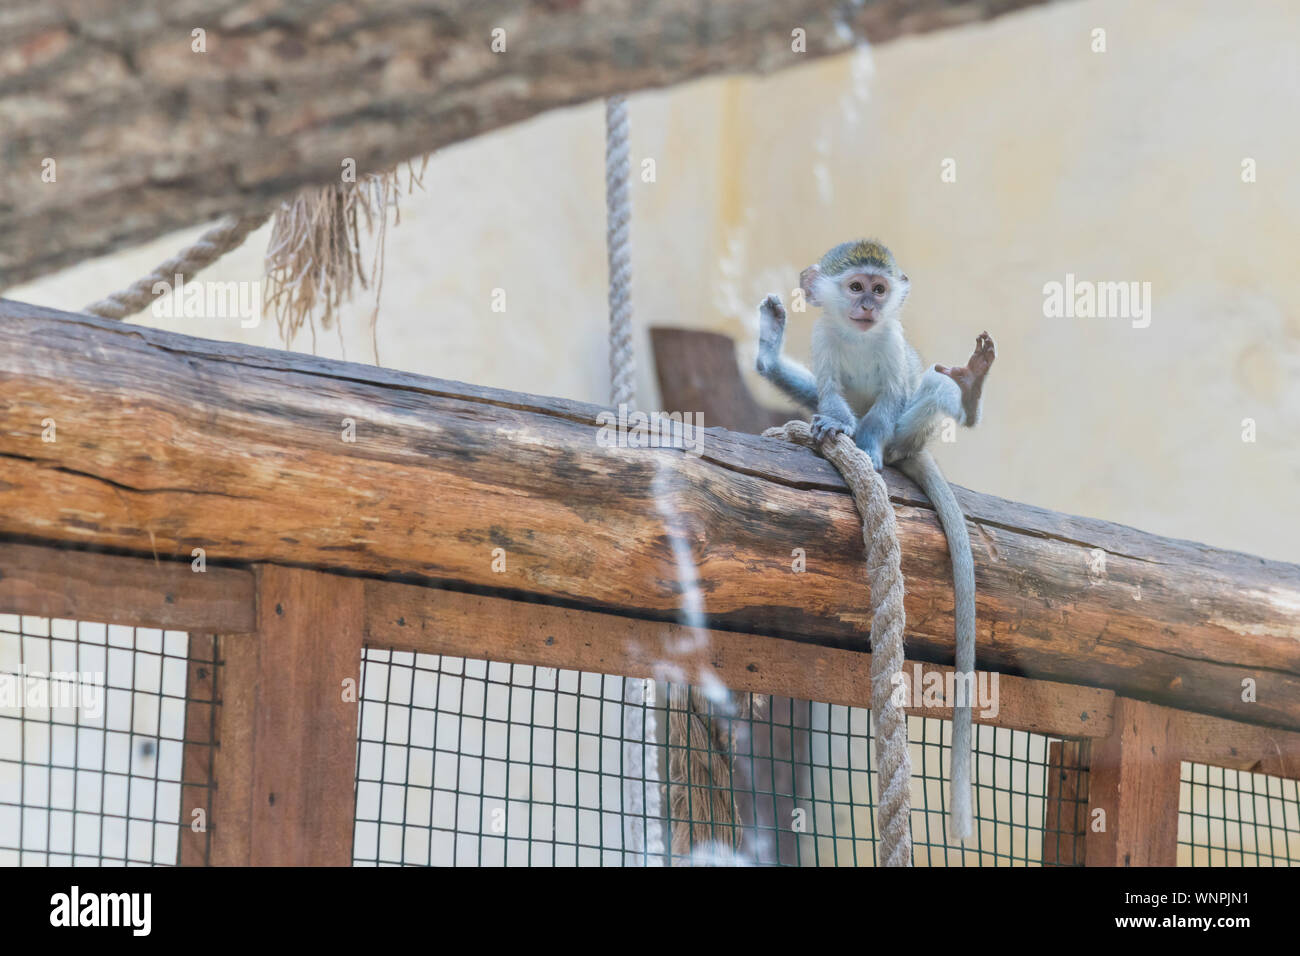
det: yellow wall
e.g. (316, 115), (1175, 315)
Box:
(12, 0), (1299, 562)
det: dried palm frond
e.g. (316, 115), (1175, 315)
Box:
(264, 158), (428, 360)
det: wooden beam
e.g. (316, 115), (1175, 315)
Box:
(0, 540), (254, 632)
(241, 567), (363, 866)
(366, 582), (1113, 740)
(0, 0), (1059, 287)
(1085, 697), (1181, 867)
(3, 300), (1299, 732)
(1174, 711), (1300, 781)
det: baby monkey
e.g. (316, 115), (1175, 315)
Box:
(756, 239), (994, 841)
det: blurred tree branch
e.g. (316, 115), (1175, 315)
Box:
(0, 0), (1056, 286)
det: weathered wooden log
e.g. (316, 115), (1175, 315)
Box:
(1, 298), (1298, 731)
(0, 0), (1059, 287)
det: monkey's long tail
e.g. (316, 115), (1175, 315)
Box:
(898, 449), (975, 842)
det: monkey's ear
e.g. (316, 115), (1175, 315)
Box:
(799, 265), (823, 305)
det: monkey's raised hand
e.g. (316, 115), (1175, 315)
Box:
(754, 294), (821, 412)
(755, 294), (787, 375)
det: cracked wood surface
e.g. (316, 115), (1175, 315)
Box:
(0, 0), (1059, 286)
(1, 298), (1299, 730)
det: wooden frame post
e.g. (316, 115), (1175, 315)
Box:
(210, 567), (364, 866)
(178, 633), (219, 866)
(1086, 697), (1182, 867)
(1043, 739), (1089, 865)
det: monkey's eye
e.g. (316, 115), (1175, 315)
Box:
(848, 282), (864, 293)
(873, 284), (887, 296)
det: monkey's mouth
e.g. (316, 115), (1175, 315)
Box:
(849, 315), (876, 328)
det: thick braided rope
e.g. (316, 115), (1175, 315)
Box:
(83, 212), (271, 320)
(764, 421), (913, 867)
(605, 96), (635, 409)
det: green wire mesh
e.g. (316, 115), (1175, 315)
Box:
(0, 614), (215, 865)
(352, 647), (1098, 866)
(353, 650), (632, 865)
(5, 620), (1299, 867)
(1178, 762), (1300, 865)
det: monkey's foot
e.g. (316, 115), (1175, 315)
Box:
(857, 437), (883, 471)
(935, 331), (996, 423)
(756, 294), (787, 374)
(810, 413), (852, 444)
(852, 422), (886, 470)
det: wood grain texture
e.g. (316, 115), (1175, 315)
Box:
(177, 632), (218, 866)
(366, 581), (1114, 739)
(1171, 710), (1300, 782)
(245, 566), (363, 866)
(210, 633), (255, 866)
(2, 300), (1299, 731)
(1086, 697), (1182, 867)
(0, 0), (1058, 286)
(0, 540), (254, 632)
(1043, 739), (1089, 866)
(650, 327), (790, 435)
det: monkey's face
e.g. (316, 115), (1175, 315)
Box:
(831, 270), (907, 330)
(802, 259), (910, 330)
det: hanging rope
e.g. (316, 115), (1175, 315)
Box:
(603, 97), (768, 865)
(605, 94), (666, 864)
(763, 421), (913, 867)
(605, 95), (635, 408)
(83, 212), (271, 320)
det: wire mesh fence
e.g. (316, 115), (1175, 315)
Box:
(0, 615), (215, 866)
(352, 646), (1094, 866)
(1178, 761), (1300, 866)
(4, 618), (1299, 867)
(353, 650), (632, 866)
